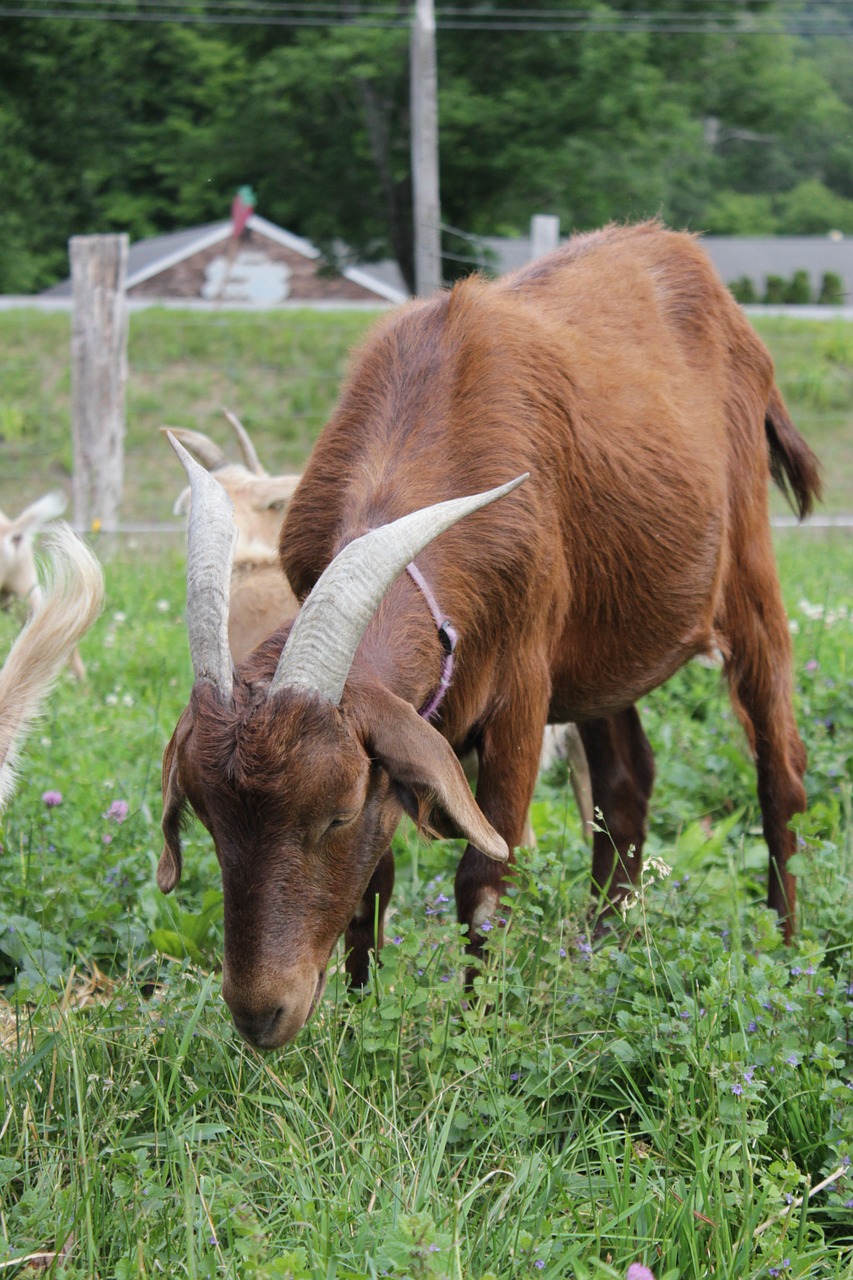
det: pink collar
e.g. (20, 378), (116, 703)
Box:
(406, 562), (458, 721)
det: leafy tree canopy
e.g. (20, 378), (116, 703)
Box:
(1, 0), (852, 292)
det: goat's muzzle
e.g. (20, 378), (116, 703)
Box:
(223, 962), (327, 1050)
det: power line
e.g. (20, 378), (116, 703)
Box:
(2, 0), (853, 29)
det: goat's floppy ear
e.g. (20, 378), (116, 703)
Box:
(159, 714), (190, 892)
(358, 685), (508, 862)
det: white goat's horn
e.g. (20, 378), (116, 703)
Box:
(223, 408), (266, 476)
(161, 426), (227, 473)
(269, 473), (529, 705)
(167, 432), (237, 699)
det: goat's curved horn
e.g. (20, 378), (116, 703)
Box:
(167, 432), (236, 699)
(160, 426), (227, 473)
(269, 473), (529, 704)
(223, 408), (267, 476)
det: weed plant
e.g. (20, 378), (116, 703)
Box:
(0, 533), (851, 1278)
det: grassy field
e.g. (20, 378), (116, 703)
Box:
(0, 309), (851, 524)
(0, 306), (852, 1277)
(0, 529), (851, 1277)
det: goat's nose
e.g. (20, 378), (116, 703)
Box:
(232, 1005), (287, 1049)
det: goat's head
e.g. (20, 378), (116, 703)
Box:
(160, 435), (525, 1048)
(164, 414), (300, 561)
(0, 492), (68, 600)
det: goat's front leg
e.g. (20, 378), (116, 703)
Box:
(579, 705), (656, 924)
(454, 691), (547, 966)
(345, 848), (395, 988)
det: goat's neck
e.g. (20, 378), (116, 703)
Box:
(356, 571), (454, 721)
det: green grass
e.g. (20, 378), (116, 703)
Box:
(0, 535), (851, 1277)
(0, 310), (851, 525)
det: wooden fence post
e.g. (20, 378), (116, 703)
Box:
(70, 233), (129, 532)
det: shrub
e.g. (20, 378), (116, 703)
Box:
(729, 275), (758, 303)
(785, 270), (812, 304)
(818, 271), (845, 305)
(764, 274), (788, 304)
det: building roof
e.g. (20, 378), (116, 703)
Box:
(42, 214), (409, 306)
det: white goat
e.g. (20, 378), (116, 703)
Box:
(1, 492), (88, 679)
(165, 410), (301, 662)
(0, 524), (104, 809)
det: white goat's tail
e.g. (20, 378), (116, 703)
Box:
(0, 525), (104, 809)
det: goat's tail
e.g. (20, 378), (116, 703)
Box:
(765, 385), (823, 520)
(0, 525), (104, 809)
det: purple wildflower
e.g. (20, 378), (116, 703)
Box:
(41, 790), (62, 808)
(480, 920), (492, 932)
(626, 1265), (656, 1280)
(805, 659), (819, 673)
(392, 936), (403, 945)
(743, 1066), (756, 1084)
(747, 1020), (759, 1032)
(511, 1072), (520, 1081)
(105, 799), (129, 823)
(845, 1199), (853, 1209)
(533, 1263), (545, 1271)
(731, 1083), (743, 1096)
(787, 1055), (799, 1067)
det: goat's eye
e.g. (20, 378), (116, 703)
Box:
(326, 811), (357, 834)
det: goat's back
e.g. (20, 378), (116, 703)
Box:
(281, 221), (798, 723)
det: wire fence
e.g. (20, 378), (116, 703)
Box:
(1, 298), (851, 538)
(0, 302), (383, 529)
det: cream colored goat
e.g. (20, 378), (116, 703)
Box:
(0, 524), (104, 809)
(1, 492), (88, 679)
(164, 410), (301, 661)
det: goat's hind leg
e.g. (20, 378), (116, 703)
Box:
(579, 706), (656, 926)
(345, 848), (395, 988)
(720, 544), (807, 940)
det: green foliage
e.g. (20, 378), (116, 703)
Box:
(729, 275), (758, 304)
(703, 191), (777, 235)
(786, 270), (813, 304)
(0, 533), (851, 1277)
(819, 272), (846, 306)
(765, 275), (789, 304)
(3, 2), (853, 287)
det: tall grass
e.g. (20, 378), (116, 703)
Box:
(0, 534), (851, 1278)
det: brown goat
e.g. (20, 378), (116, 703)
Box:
(160, 221), (820, 1049)
(166, 413), (593, 832)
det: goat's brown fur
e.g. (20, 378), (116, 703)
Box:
(163, 221), (820, 1048)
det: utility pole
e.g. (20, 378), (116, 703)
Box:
(411, 0), (442, 296)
